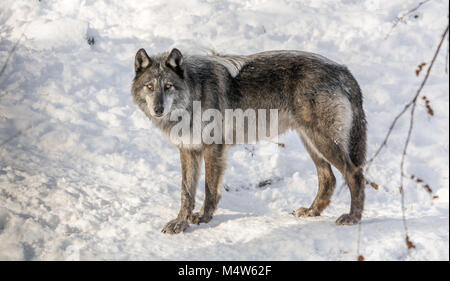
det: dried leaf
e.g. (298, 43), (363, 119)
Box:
(433, 195), (439, 199)
(426, 105), (434, 116)
(258, 179), (272, 188)
(415, 62), (426, 76)
(365, 180), (379, 190)
(422, 96), (434, 116)
(424, 184), (432, 193)
(357, 255), (365, 261)
(369, 182), (379, 190)
(406, 235), (416, 249)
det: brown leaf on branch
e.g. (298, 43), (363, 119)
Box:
(422, 96), (434, 116)
(258, 179), (272, 188)
(406, 235), (416, 249)
(410, 174), (434, 194)
(415, 62), (427, 76)
(268, 140), (285, 148)
(424, 184), (432, 193)
(370, 181), (379, 190)
(365, 179), (379, 190)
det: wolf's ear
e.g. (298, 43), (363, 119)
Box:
(135, 48), (152, 74)
(165, 48), (184, 77)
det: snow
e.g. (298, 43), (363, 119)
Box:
(0, 0), (448, 260)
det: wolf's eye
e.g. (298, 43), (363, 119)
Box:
(165, 83), (172, 90)
(146, 83), (153, 90)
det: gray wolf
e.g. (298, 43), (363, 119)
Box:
(131, 48), (367, 234)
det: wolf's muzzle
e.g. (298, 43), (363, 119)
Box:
(154, 105), (164, 117)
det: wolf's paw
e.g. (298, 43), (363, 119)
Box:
(190, 212), (213, 225)
(335, 213), (360, 225)
(161, 219), (190, 234)
(293, 207), (320, 218)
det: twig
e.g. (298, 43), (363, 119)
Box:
(397, 23), (448, 250)
(446, 27), (449, 74)
(385, 0), (432, 39)
(0, 13), (37, 147)
(0, 24), (30, 79)
(356, 222), (363, 261)
(364, 103), (411, 172)
(366, 24), (449, 253)
(366, 24), (449, 174)
(0, 124), (33, 148)
(398, 102), (417, 238)
(244, 145), (255, 157)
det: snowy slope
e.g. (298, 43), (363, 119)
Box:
(0, 0), (448, 260)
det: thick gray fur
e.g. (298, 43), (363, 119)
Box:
(131, 48), (367, 234)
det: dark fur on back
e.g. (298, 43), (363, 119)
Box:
(229, 51), (366, 167)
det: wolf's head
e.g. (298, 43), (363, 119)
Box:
(131, 48), (189, 119)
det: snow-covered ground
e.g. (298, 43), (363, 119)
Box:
(0, 0), (448, 260)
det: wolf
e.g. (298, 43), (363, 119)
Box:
(131, 48), (367, 234)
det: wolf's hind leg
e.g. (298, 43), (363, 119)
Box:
(296, 129), (364, 225)
(191, 144), (227, 225)
(294, 133), (336, 218)
(335, 167), (364, 225)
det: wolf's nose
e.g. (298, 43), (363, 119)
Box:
(154, 106), (164, 116)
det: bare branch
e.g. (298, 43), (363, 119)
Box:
(0, 124), (32, 148)
(397, 23), (448, 250)
(0, 27), (29, 78)
(366, 24), (449, 174)
(365, 23), (449, 253)
(364, 102), (411, 172)
(356, 222), (363, 260)
(385, 0), (432, 39)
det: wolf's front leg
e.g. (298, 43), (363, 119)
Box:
(162, 149), (203, 234)
(191, 144), (228, 225)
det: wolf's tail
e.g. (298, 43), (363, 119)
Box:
(348, 87), (367, 168)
